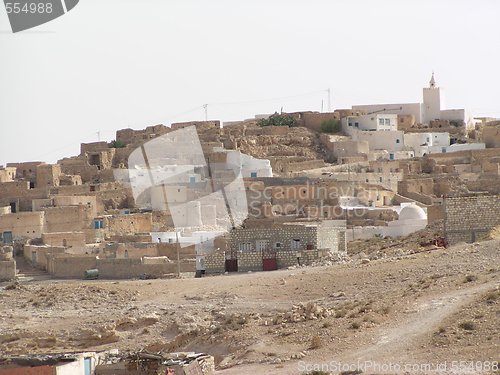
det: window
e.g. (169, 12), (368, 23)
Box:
(354, 122), (359, 128)
(385, 118), (391, 125)
(238, 242), (252, 251)
(274, 242), (282, 249)
(379, 177), (383, 182)
(250, 172), (257, 178)
(291, 239), (301, 250)
(396, 139), (400, 144)
(379, 118), (384, 126)
(256, 240), (269, 251)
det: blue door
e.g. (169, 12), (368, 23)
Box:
(84, 358), (92, 375)
(250, 172), (257, 178)
(3, 231), (13, 244)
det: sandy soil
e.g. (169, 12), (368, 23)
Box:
(0, 239), (498, 375)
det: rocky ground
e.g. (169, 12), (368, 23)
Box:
(0, 238), (498, 375)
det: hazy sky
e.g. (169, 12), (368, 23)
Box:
(1, 0), (499, 165)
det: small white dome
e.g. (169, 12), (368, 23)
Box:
(399, 205), (427, 221)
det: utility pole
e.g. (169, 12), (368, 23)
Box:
(327, 88), (331, 112)
(176, 230), (181, 277)
(97, 131), (101, 141)
(203, 104), (208, 121)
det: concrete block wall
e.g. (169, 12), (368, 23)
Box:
(238, 251), (263, 272)
(205, 248), (326, 274)
(445, 194), (500, 244)
(276, 251), (299, 268)
(205, 252), (225, 273)
(230, 226), (318, 252)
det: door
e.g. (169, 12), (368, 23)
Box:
(3, 231), (13, 244)
(262, 258), (278, 271)
(225, 259), (238, 272)
(84, 358), (92, 375)
(262, 250), (278, 271)
(31, 251), (37, 265)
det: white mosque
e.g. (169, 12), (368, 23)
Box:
(352, 73), (471, 128)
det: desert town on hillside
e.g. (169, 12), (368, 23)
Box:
(0, 75), (499, 374)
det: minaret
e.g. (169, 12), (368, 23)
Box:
(422, 72), (444, 124)
(429, 72), (436, 88)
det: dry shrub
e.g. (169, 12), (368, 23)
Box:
(310, 335), (322, 349)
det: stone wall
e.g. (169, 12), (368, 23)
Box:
(204, 248), (326, 274)
(42, 232), (86, 247)
(0, 260), (16, 281)
(104, 213), (152, 236)
(46, 254), (195, 279)
(104, 242), (158, 259)
(46, 254), (97, 278)
(444, 194), (500, 244)
(238, 251), (264, 272)
(43, 206), (93, 233)
(229, 225), (318, 252)
(204, 252), (225, 274)
(36, 164), (61, 188)
(0, 211), (45, 240)
(24, 244), (66, 270)
(481, 125), (500, 148)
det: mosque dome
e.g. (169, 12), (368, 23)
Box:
(398, 205), (427, 221)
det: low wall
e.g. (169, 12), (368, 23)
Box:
(0, 260), (16, 281)
(47, 255), (195, 279)
(204, 252), (225, 274)
(47, 255), (98, 278)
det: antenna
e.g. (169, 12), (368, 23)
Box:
(97, 131), (101, 141)
(203, 104), (208, 121)
(327, 88), (331, 112)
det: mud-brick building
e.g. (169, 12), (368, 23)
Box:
(444, 194), (500, 244)
(204, 220), (347, 274)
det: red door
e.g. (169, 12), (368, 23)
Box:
(263, 258), (278, 271)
